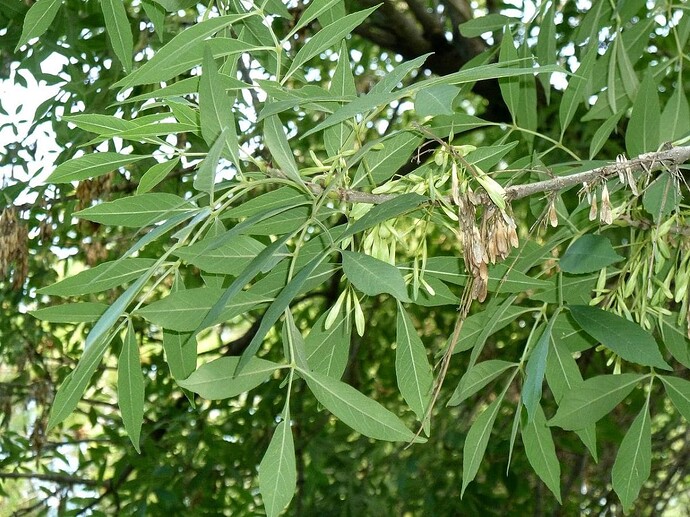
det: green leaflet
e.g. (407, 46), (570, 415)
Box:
(545, 336), (598, 460)
(259, 417), (296, 517)
(521, 405), (562, 503)
(395, 303), (433, 429)
(559, 234), (624, 274)
(522, 313), (558, 422)
(305, 308), (352, 379)
(625, 71), (660, 157)
(612, 402), (651, 513)
(415, 84), (460, 117)
(47, 332), (115, 430)
(200, 45), (240, 170)
(31, 302), (108, 323)
(118, 322), (144, 453)
(136, 288), (270, 332)
(173, 234), (268, 275)
(447, 360), (517, 407)
(113, 14), (256, 89)
(462, 395), (503, 496)
(137, 158), (179, 195)
(569, 305), (671, 370)
(659, 376), (690, 422)
(548, 373), (646, 430)
(38, 258), (158, 296)
(48, 153), (150, 183)
(74, 193), (196, 228)
(301, 369), (423, 443)
(15, 0), (63, 51)
(101, 0), (133, 72)
(342, 251), (411, 302)
(177, 356), (279, 399)
(283, 6), (379, 82)
(459, 14), (519, 38)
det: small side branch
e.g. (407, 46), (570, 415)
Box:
(0, 471), (102, 487)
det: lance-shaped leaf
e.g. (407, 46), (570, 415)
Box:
(74, 193), (196, 228)
(302, 369), (422, 442)
(559, 234), (624, 274)
(38, 258), (158, 296)
(342, 251), (411, 302)
(396, 303), (433, 427)
(448, 360), (517, 407)
(264, 113), (306, 189)
(238, 252), (330, 372)
(569, 305), (671, 370)
(522, 405), (561, 503)
(137, 158), (179, 195)
(305, 307), (352, 379)
(31, 302), (108, 323)
(559, 43), (597, 136)
(462, 395), (503, 496)
(259, 417), (296, 517)
(15, 0), (63, 51)
(47, 332), (114, 430)
(415, 84), (460, 117)
(162, 276), (197, 380)
(626, 71), (660, 157)
(173, 234), (268, 275)
(136, 288), (270, 332)
(199, 46), (240, 169)
(546, 337), (598, 461)
(113, 15), (255, 89)
(118, 322), (144, 453)
(194, 128), (227, 195)
(101, 0), (133, 72)
(177, 356), (279, 399)
(284, 6), (379, 82)
(659, 376), (690, 421)
(48, 153), (149, 183)
(548, 373), (645, 430)
(339, 193), (427, 241)
(523, 313), (558, 422)
(612, 403), (651, 513)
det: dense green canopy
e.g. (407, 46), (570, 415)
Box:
(1, 0), (690, 514)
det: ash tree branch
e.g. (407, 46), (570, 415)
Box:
(269, 145), (690, 206)
(0, 470), (102, 487)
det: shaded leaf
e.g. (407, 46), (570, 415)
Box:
(415, 84), (460, 117)
(305, 307), (352, 379)
(612, 403), (651, 513)
(569, 305), (671, 370)
(559, 234), (624, 274)
(625, 71), (660, 157)
(396, 304), (433, 426)
(462, 396), (502, 496)
(302, 369), (422, 442)
(177, 356), (279, 399)
(259, 418), (296, 517)
(659, 376), (690, 422)
(522, 405), (561, 503)
(448, 360), (517, 407)
(31, 302), (108, 323)
(342, 251), (411, 302)
(118, 322), (144, 453)
(548, 373), (645, 430)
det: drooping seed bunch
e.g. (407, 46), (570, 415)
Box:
(0, 207), (29, 290)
